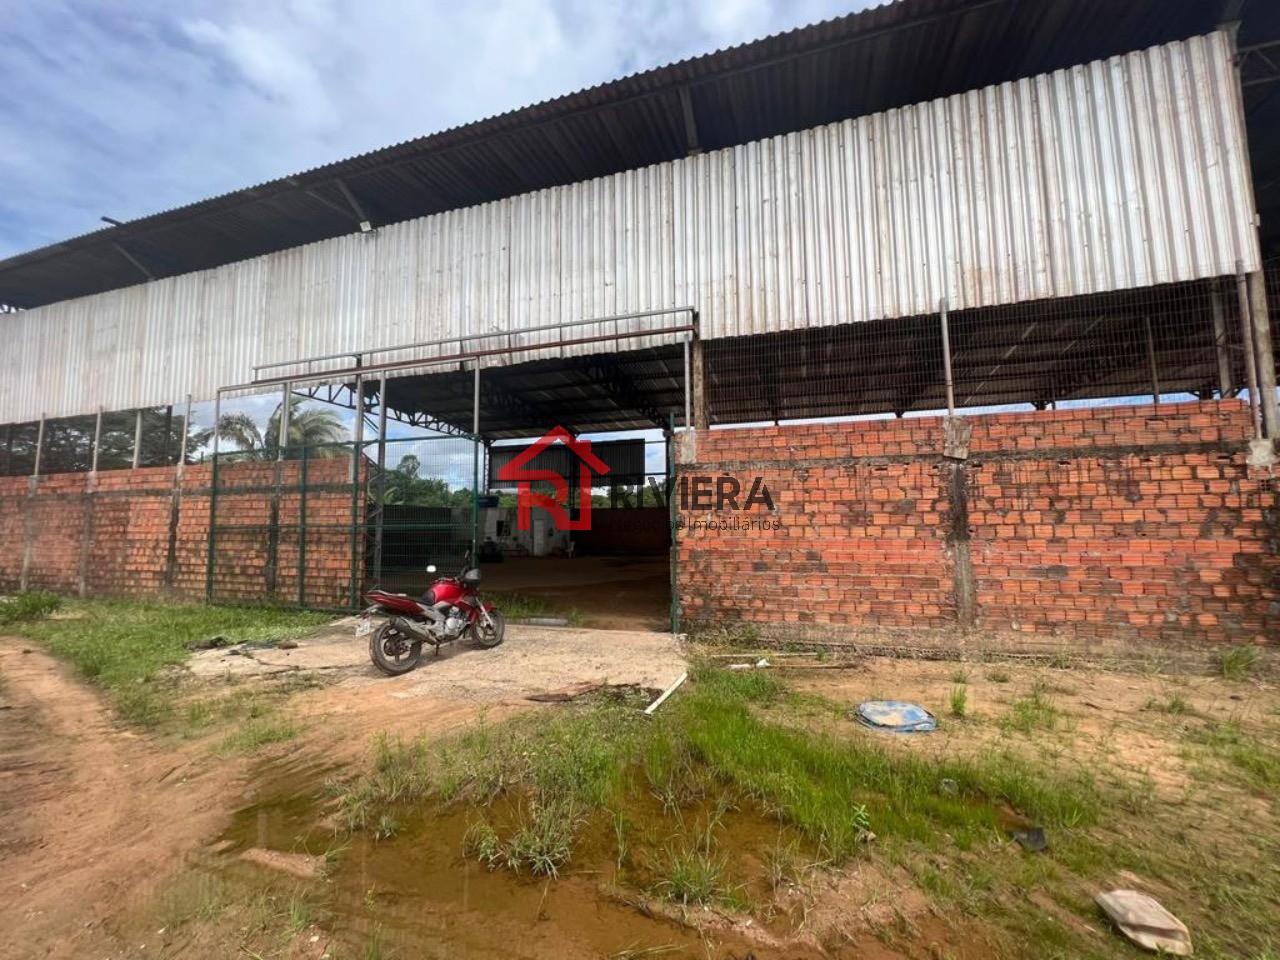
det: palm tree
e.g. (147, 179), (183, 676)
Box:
(199, 402), (348, 460)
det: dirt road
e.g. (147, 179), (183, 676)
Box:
(0, 640), (238, 960)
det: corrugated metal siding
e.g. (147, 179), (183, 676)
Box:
(1, 33), (1259, 423)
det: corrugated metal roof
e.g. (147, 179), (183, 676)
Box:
(0, 34), (1258, 426)
(3, 0), (1273, 309)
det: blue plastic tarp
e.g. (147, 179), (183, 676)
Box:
(855, 700), (937, 733)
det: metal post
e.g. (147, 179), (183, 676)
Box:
(472, 361), (481, 560)
(1247, 270), (1279, 439)
(131, 408), (144, 469)
(91, 407), (103, 474)
(1211, 285), (1233, 397)
(349, 372), (365, 609)
(373, 372), (389, 587)
(277, 382), (292, 459)
(1236, 264), (1263, 440)
(940, 298), (955, 417)
(683, 335), (692, 429)
(666, 415), (680, 635)
(1143, 315), (1160, 406)
(33, 414), (45, 479)
(206, 392), (222, 602)
(298, 444), (308, 607)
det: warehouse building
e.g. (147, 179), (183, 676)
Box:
(2, 0), (1278, 646)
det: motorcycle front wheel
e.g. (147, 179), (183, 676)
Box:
(369, 621), (423, 675)
(468, 609), (506, 649)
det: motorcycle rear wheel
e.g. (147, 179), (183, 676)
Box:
(469, 610), (506, 649)
(369, 621), (423, 675)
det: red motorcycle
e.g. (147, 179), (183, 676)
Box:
(357, 557), (505, 675)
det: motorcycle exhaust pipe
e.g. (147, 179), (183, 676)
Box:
(389, 616), (438, 646)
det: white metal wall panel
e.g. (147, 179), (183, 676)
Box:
(0, 32), (1260, 423)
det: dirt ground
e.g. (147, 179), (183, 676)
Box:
(483, 554), (671, 630)
(0, 640), (241, 960)
(2, 617), (1275, 959)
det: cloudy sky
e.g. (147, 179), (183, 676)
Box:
(0, 0), (867, 259)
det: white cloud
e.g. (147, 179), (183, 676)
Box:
(0, 0), (868, 259)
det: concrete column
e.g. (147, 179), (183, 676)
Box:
(691, 337), (709, 431)
(1211, 285), (1233, 397)
(1248, 271), (1279, 439)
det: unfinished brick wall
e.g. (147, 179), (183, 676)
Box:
(679, 400), (1279, 646)
(0, 459), (361, 606)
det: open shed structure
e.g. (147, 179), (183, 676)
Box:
(2, 0), (1279, 645)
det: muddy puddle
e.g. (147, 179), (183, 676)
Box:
(219, 755), (833, 959)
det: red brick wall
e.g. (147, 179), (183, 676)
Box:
(679, 400), (1279, 646)
(0, 459), (361, 606)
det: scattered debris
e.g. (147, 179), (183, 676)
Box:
(644, 672), (689, 716)
(853, 700), (937, 733)
(728, 658), (771, 671)
(939, 778), (959, 796)
(276, 639), (299, 650)
(1095, 889), (1192, 956)
(1009, 826), (1048, 853)
(526, 681), (602, 703)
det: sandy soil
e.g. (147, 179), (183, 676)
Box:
(0, 640), (240, 960)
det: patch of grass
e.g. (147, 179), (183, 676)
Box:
(654, 842), (730, 907)
(1185, 718), (1280, 795)
(502, 799), (581, 876)
(1216, 645), (1260, 681)
(16, 600), (329, 727)
(1047, 652), (1074, 670)
(949, 685), (968, 718)
(0, 589), (61, 625)
(679, 670), (1096, 852)
(463, 820), (503, 869)
(217, 716), (299, 754)
(1000, 683), (1060, 734)
(986, 668), (1011, 683)
(1144, 694), (1192, 716)
(950, 666), (971, 684)
(338, 666), (1100, 893)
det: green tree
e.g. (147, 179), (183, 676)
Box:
(195, 401), (348, 460)
(381, 454), (474, 507)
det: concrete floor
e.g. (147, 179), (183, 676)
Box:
(480, 554), (671, 631)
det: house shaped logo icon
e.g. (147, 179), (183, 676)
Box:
(496, 426), (610, 531)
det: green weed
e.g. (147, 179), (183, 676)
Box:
(0, 590), (61, 624)
(950, 666), (971, 684)
(655, 842), (730, 907)
(1000, 684), (1060, 734)
(949, 685), (968, 718)
(1185, 719), (1280, 794)
(217, 716), (299, 754)
(1216, 645), (1260, 681)
(986, 669), (1011, 683)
